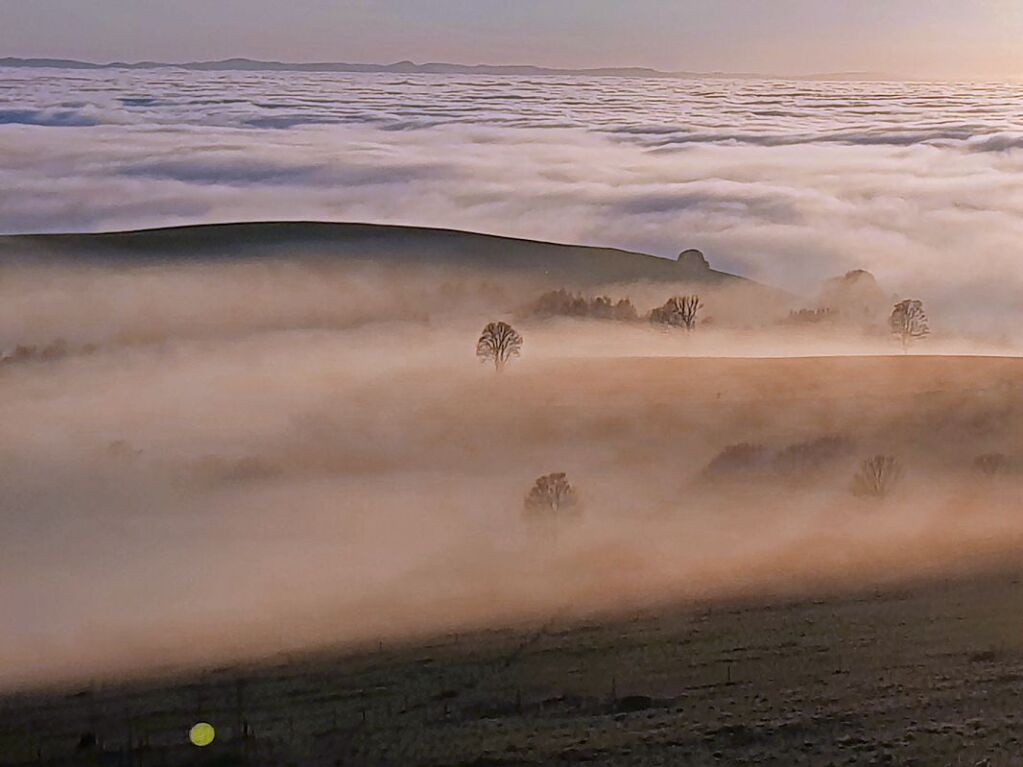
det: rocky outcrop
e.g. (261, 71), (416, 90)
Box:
(677, 248), (711, 272)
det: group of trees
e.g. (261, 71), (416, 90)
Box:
(518, 448), (908, 546)
(529, 289), (638, 321)
(475, 291), (931, 538)
(522, 445), (1022, 539)
(527, 288), (705, 330)
(475, 292), (704, 373)
(524, 286), (931, 352)
(0, 338), (76, 365)
(479, 298), (929, 373)
(786, 307), (837, 325)
(784, 299), (929, 352)
(701, 438), (906, 499)
(783, 300), (930, 352)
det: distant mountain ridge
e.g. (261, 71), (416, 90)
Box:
(0, 56), (905, 82)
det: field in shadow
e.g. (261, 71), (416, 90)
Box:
(5, 568), (1023, 765)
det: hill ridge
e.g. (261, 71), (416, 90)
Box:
(0, 221), (746, 286)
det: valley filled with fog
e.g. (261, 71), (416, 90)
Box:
(2, 245), (1023, 691)
(4, 70), (1023, 696)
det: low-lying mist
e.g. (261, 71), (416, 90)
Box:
(2, 253), (1023, 691)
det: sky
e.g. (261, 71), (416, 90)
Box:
(2, 0), (1023, 79)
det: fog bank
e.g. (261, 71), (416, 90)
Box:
(2, 254), (1022, 690)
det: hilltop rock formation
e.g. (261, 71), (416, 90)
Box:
(677, 248), (711, 273)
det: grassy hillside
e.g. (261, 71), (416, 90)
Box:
(3, 568), (1023, 766)
(0, 221), (742, 286)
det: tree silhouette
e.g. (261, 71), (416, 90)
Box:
(651, 295), (702, 330)
(889, 299), (929, 353)
(476, 321), (523, 372)
(524, 472), (580, 540)
(851, 455), (903, 498)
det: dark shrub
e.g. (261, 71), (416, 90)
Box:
(704, 443), (769, 479)
(773, 435), (854, 477)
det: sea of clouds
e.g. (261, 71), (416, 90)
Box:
(2, 69), (1023, 321)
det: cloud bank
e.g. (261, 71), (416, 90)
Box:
(3, 70), (1023, 322)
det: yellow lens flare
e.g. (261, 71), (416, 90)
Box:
(189, 722), (216, 747)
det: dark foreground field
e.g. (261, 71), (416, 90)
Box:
(4, 569), (1023, 766)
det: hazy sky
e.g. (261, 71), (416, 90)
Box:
(2, 0), (1022, 79)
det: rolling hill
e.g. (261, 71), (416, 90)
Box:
(0, 221), (745, 286)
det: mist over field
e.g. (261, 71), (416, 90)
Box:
(1, 248), (1023, 692)
(4, 69), (1023, 699)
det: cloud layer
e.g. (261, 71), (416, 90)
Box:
(3, 70), (1023, 325)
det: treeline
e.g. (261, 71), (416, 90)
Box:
(528, 289), (638, 321)
(527, 289), (705, 329)
(785, 307), (837, 325)
(0, 338), (97, 365)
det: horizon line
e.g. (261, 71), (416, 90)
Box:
(0, 54), (932, 82)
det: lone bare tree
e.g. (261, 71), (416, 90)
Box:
(889, 299), (929, 353)
(476, 321), (523, 372)
(651, 295), (702, 330)
(851, 455), (903, 498)
(524, 472), (580, 541)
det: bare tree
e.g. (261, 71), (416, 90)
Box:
(851, 455), (903, 498)
(889, 299), (929, 353)
(524, 472), (580, 540)
(677, 295), (702, 330)
(651, 295), (702, 330)
(476, 321), (523, 372)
